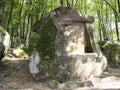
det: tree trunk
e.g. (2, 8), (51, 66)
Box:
(97, 10), (102, 41)
(114, 14), (119, 41)
(118, 0), (120, 13)
(7, 1), (14, 32)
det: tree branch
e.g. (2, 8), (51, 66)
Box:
(103, 0), (118, 15)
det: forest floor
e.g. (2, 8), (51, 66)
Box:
(0, 56), (120, 90)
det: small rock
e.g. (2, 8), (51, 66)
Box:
(58, 83), (65, 89)
(16, 66), (21, 71)
(76, 80), (93, 87)
(47, 80), (59, 89)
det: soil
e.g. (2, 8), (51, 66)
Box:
(0, 57), (120, 90)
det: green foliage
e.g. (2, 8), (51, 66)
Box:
(36, 18), (57, 61)
(0, 26), (6, 34)
(37, 18), (58, 75)
(26, 33), (38, 55)
(27, 18), (58, 75)
(100, 42), (120, 67)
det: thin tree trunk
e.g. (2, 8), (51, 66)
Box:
(114, 14), (119, 41)
(19, 0), (24, 44)
(71, 0), (74, 7)
(74, 0), (79, 6)
(103, 0), (118, 15)
(115, 0), (119, 41)
(109, 15), (113, 41)
(84, 0), (87, 14)
(60, 0), (64, 7)
(97, 10), (102, 41)
(66, 0), (70, 7)
(118, 0), (120, 13)
(7, 1), (14, 32)
(25, 14), (30, 45)
(101, 1), (109, 40)
(0, 0), (9, 27)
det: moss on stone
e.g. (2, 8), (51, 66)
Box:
(100, 42), (120, 67)
(26, 33), (38, 55)
(27, 17), (58, 75)
(0, 26), (6, 35)
(36, 18), (57, 61)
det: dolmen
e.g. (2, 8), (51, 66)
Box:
(28, 7), (107, 81)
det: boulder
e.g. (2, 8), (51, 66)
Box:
(0, 26), (11, 54)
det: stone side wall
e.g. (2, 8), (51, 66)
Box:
(55, 20), (107, 81)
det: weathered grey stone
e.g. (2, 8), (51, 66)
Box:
(75, 80), (93, 87)
(0, 26), (11, 54)
(28, 7), (107, 81)
(47, 80), (59, 89)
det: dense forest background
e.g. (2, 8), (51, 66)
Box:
(0, 0), (120, 47)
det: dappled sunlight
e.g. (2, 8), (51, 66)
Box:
(0, 58), (51, 90)
(1, 57), (120, 89)
(0, 0), (120, 89)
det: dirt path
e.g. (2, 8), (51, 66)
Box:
(0, 58), (51, 90)
(0, 58), (120, 90)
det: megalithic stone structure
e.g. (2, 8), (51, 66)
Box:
(0, 26), (11, 61)
(28, 7), (107, 81)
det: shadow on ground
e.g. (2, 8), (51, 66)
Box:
(0, 58), (120, 90)
(0, 58), (51, 90)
